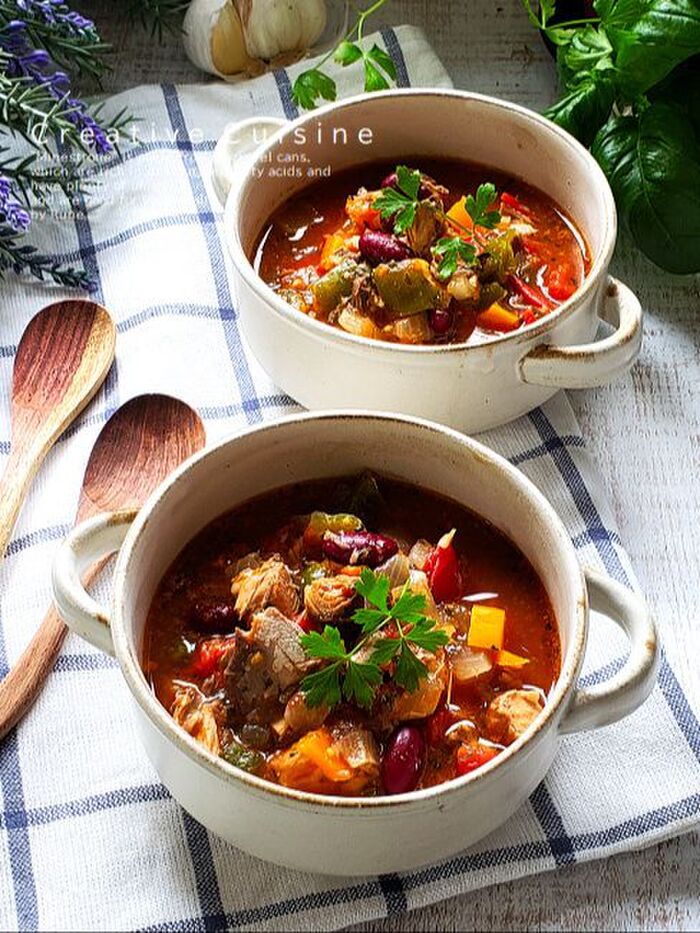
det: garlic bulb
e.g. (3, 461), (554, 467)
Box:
(184, 0), (327, 79)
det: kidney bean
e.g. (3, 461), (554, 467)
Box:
(359, 229), (411, 265)
(321, 530), (398, 567)
(190, 600), (238, 632)
(429, 307), (452, 335)
(381, 171), (398, 189)
(382, 726), (425, 794)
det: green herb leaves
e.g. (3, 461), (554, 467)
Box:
(291, 69), (337, 111)
(374, 165), (422, 233)
(432, 237), (477, 280)
(524, 0), (700, 272)
(591, 102), (700, 274)
(465, 183), (501, 229)
(292, 1), (394, 111)
(300, 567), (449, 710)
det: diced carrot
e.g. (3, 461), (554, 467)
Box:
(346, 193), (381, 230)
(446, 196), (473, 233)
(292, 729), (352, 782)
(496, 649), (530, 669)
(468, 605), (506, 650)
(476, 303), (521, 333)
(320, 231), (348, 271)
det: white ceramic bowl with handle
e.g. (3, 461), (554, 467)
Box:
(213, 89), (643, 433)
(52, 412), (658, 875)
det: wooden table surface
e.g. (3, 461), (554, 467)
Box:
(83, 1), (700, 928)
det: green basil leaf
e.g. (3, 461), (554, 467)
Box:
(544, 74), (615, 146)
(649, 54), (700, 132)
(591, 102), (700, 272)
(597, 0), (700, 93)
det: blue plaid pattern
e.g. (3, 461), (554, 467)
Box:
(0, 26), (698, 931)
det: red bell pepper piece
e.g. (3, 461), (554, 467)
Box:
(545, 266), (577, 301)
(456, 743), (500, 776)
(425, 530), (461, 603)
(191, 638), (231, 679)
(507, 274), (550, 310)
(500, 191), (531, 217)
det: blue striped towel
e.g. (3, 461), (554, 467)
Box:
(0, 26), (698, 932)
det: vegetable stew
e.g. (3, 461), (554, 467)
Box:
(255, 159), (590, 345)
(143, 473), (560, 797)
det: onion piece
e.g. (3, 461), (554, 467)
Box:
(376, 552), (410, 589)
(449, 644), (493, 683)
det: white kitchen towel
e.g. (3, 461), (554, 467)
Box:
(0, 26), (698, 932)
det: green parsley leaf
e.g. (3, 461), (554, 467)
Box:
(355, 567), (390, 612)
(390, 585), (433, 624)
(367, 43), (398, 81)
(396, 164), (421, 200)
(301, 662), (343, 708)
(432, 237), (478, 280)
(342, 660), (383, 708)
(406, 618), (450, 653)
(292, 69), (337, 111)
(465, 183), (501, 229)
(395, 642), (429, 692)
(334, 40), (363, 66)
(300, 625), (347, 660)
(353, 607), (390, 635)
(369, 637), (402, 667)
(364, 58), (390, 93)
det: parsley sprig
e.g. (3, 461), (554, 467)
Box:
(373, 164), (422, 233)
(291, 0), (393, 111)
(299, 568), (449, 709)
(465, 182), (501, 230)
(432, 237), (477, 280)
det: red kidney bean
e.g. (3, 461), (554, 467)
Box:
(321, 530), (398, 567)
(190, 600), (238, 631)
(381, 171), (398, 189)
(359, 229), (411, 265)
(429, 307), (452, 335)
(382, 726), (425, 794)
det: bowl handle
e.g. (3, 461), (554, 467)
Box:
(52, 510), (137, 656)
(211, 116), (288, 206)
(560, 568), (658, 734)
(519, 276), (642, 389)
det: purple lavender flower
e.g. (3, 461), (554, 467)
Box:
(0, 6), (115, 156)
(0, 175), (31, 232)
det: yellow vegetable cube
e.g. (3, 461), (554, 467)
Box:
(468, 604), (506, 650)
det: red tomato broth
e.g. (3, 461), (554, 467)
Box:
(142, 475), (561, 796)
(254, 159), (590, 346)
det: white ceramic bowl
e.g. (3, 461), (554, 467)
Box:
(213, 89), (643, 433)
(52, 412), (658, 875)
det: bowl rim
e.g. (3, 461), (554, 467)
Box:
(224, 87), (617, 356)
(111, 410), (588, 811)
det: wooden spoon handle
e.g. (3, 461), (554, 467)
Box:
(0, 560), (103, 739)
(0, 442), (47, 562)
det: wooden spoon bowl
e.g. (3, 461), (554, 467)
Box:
(0, 394), (206, 738)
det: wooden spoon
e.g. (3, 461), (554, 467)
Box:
(0, 394), (206, 738)
(0, 300), (116, 561)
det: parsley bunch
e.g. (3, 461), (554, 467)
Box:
(300, 568), (449, 710)
(374, 164), (422, 232)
